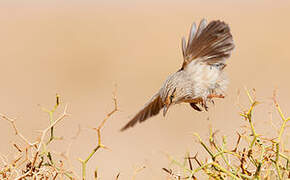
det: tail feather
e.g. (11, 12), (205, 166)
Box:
(182, 19), (234, 68)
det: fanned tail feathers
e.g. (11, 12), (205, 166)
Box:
(181, 19), (235, 68)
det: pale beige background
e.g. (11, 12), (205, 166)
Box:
(0, 0), (289, 179)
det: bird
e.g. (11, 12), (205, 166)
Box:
(121, 19), (234, 131)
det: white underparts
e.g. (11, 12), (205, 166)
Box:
(185, 61), (228, 100)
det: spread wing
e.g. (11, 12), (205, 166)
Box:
(120, 93), (163, 131)
(181, 19), (235, 68)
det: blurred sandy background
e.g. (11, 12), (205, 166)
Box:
(0, 0), (290, 179)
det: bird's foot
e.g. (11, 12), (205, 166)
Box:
(201, 99), (208, 111)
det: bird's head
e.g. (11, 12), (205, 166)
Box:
(160, 72), (186, 116)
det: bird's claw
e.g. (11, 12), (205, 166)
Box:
(201, 99), (208, 111)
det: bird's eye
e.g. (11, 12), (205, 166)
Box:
(169, 88), (176, 103)
(170, 94), (174, 102)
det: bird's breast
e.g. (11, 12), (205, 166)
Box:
(184, 61), (228, 98)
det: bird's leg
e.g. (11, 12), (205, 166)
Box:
(201, 97), (208, 111)
(207, 93), (225, 106)
(207, 94), (225, 99)
(183, 97), (203, 103)
(208, 90), (216, 105)
(205, 94), (224, 106)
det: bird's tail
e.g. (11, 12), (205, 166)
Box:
(182, 19), (235, 67)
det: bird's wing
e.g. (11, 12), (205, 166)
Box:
(120, 93), (163, 131)
(181, 19), (234, 69)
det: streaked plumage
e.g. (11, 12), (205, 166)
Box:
(121, 19), (234, 131)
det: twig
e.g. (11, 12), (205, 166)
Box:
(37, 104), (69, 153)
(0, 113), (35, 146)
(79, 87), (118, 180)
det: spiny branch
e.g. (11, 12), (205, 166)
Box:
(79, 87), (118, 180)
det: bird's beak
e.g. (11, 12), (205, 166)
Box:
(163, 104), (170, 117)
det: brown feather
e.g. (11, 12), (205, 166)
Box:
(181, 19), (234, 68)
(120, 94), (163, 131)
